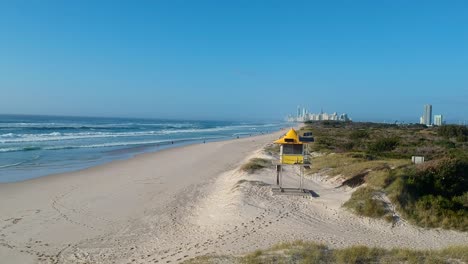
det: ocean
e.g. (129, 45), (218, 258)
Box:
(0, 115), (286, 182)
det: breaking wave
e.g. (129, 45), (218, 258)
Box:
(0, 136), (226, 153)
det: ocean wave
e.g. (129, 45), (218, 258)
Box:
(0, 162), (24, 169)
(0, 131), (160, 143)
(157, 124), (277, 135)
(0, 147), (23, 153)
(0, 124), (278, 143)
(0, 155), (40, 169)
(0, 136), (225, 153)
(0, 122), (197, 130)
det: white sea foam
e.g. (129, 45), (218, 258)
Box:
(0, 147), (23, 153)
(0, 162), (24, 169)
(0, 122), (196, 129)
(0, 123), (276, 143)
(44, 136), (224, 150)
(0, 131), (160, 143)
(0, 136), (226, 153)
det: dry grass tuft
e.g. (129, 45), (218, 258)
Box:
(184, 241), (468, 264)
(241, 158), (272, 173)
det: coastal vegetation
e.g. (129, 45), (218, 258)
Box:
(183, 241), (468, 263)
(263, 144), (280, 157)
(241, 158), (272, 173)
(303, 121), (468, 231)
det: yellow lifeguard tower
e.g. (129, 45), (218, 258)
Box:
(274, 128), (305, 164)
(273, 128), (314, 194)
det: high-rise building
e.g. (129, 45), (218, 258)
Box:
(434, 115), (443, 126)
(423, 104), (432, 125)
(297, 106), (301, 118)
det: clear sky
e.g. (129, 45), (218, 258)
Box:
(0, 0), (467, 122)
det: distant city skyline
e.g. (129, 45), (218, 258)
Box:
(287, 106), (350, 122)
(0, 1), (467, 121)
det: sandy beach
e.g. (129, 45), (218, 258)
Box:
(0, 130), (467, 264)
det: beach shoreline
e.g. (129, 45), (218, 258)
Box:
(0, 127), (284, 185)
(0, 115), (287, 183)
(0, 126), (466, 264)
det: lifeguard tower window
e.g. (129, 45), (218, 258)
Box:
(282, 144), (303, 155)
(284, 138), (295, 143)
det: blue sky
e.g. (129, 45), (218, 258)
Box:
(0, 1), (467, 122)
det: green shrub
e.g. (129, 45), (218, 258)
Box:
(438, 125), (468, 140)
(408, 158), (468, 197)
(368, 137), (399, 153)
(386, 159), (468, 231)
(434, 140), (456, 149)
(349, 130), (370, 140)
(341, 142), (355, 151)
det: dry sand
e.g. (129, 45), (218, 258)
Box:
(0, 130), (467, 264)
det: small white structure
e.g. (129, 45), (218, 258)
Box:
(412, 156), (425, 164)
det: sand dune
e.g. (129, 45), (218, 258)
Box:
(0, 130), (466, 264)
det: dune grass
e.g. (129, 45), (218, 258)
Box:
(263, 143), (280, 156)
(307, 152), (410, 180)
(241, 158), (272, 173)
(343, 187), (388, 219)
(183, 241), (468, 264)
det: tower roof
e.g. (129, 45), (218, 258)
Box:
(274, 128), (302, 144)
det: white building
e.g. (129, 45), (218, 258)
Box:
(434, 115), (444, 126)
(422, 104), (432, 125)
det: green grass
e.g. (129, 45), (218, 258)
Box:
(183, 241), (468, 264)
(241, 158), (272, 173)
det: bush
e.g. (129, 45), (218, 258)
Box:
(368, 137), (399, 153)
(349, 130), (370, 140)
(435, 140), (456, 149)
(341, 142), (355, 151)
(387, 159), (468, 230)
(438, 125), (468, 140)
(409, 158), (468, 197)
